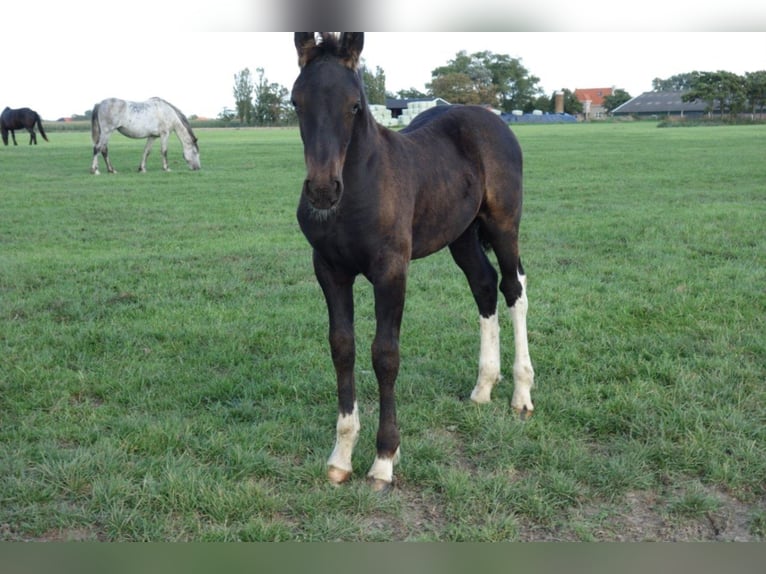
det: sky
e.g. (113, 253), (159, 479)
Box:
(2, 5), (764, 121)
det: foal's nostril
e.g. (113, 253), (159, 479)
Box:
(304, 177), (343, 209)
(332, 178), (343, 198)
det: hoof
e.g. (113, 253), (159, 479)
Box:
(327, 465), (352, 485)
(470, 387), (493, 404)
(367, 477), (394, 494)
(513, 405), (534, 421)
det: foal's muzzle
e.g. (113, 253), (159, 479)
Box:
(303, 178), (343, 210)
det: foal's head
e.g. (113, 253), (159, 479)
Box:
(292, 32), (366, 212)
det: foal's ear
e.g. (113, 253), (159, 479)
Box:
(295, 32), (320, 68)
(339, 32), (364, 69)
(294, 32), (364, 69)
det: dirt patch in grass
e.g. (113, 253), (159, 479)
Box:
(1, 523), (105, 542)
(360, 481), (764, 541)
(544, 486), (763, 542)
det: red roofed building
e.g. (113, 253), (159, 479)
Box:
(574, 87), (614, 119)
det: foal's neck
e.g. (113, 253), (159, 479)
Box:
(349, 107), (382, 158)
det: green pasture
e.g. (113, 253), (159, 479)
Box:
(1, 123), (764, 541)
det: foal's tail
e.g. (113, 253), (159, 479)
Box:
(91, 103), (100, 145)
(35, 113), (49, 142)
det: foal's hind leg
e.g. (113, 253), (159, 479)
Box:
(507, 265), (534, 415)
(452, 219), (535, 413)
(448, 226), (502, 403)
(486, 224), (535, 416)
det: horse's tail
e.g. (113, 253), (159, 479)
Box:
(91, 103), (100, 144)
(36, 113), (49, 142)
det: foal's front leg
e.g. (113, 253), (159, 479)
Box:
(366, 272), (406, 492)
(313, 253), (359, 485)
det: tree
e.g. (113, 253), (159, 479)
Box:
(603, 89), (632, 113)
(428, 50), (495, 105)
(394, 88), (428, 100)
(481, 52), (542, 112)
(361, 62), (386, 105)
(745, 70), (766, 119)
(652, 73), (699, 92)
(253, 68), (290, 126)
(530, 93), (551, 113)
(233, 68), (254, 125)
(547, 89), (583, 115)
(683, 71), (747, 118)
(429, 71), (492, 106)
(218, 107), (236, 121)
(562, 89), (583, 115)
(427, 50), (541, 112)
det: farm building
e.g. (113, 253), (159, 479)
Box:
(574, 87), (614, 119)
(376, 97), (451, 127)
(611, 91), (713, 118)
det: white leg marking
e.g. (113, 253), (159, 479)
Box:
(367, 446), (401, 485)
(510, 273), (535, 413)
(327, 402), (360, 484)
(470, 311), (501, 404)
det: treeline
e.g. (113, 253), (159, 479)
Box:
(654, 71), (766, 117)
(228, 67), (295, 127)
(229, 58), (766, 126)
(230, 51), (591, 126)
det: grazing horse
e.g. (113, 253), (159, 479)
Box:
(90, 97), (200, 174)
(291, 32), (535, 491)
(1, 107), (49, 145)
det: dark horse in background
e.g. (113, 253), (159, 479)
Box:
(1, 107), (49, 145)
(291, 33), (534, 491)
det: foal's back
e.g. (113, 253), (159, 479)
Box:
(402, 104), (522, 177)
(390, 105), (523, 259)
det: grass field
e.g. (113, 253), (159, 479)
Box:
(1, 122), (764, 541)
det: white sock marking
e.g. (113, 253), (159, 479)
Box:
(510, 273), (535, 412)
(367, 447), (401, 483)
(470, 311), (500, 404)
(327, 402), (360, 473)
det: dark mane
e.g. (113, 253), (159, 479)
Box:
(158, 97), (198, 145)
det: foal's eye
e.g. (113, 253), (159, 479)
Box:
(351, 101), (361, 115)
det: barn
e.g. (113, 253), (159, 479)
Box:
(611, 91), (714, 118)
